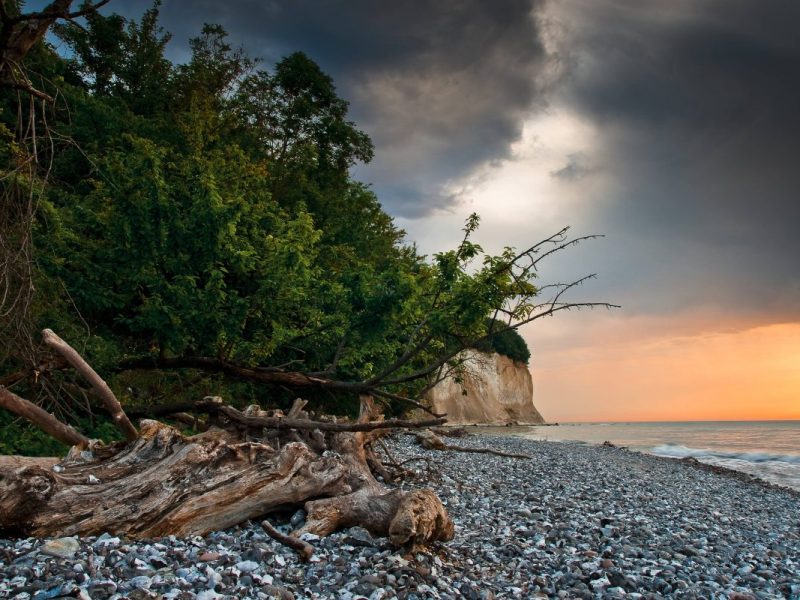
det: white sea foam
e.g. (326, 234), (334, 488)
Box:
(651, 444), (800, 491)
(651, 444), (800, 464)
(502, 420), (800, 491)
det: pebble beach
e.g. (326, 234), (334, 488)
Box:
(2, 434), (799, 599)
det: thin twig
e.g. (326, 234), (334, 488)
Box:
(261, 519), (313, 562)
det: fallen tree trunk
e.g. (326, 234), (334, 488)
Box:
(116, 355), (445, 417)
(0, 403), (454, 550)
(0, 331), (453, 551)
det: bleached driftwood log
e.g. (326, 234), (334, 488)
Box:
(0, 400), (453, 551)
(0, 331), (454, 551)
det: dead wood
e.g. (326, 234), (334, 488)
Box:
(0, 1), (111, 99)
(286, 398), (308, 419)
(42, 329), (138, 441)
(261, 519), (313, 562)
(0, 386), (88, 446)
(294, 397), (453, 549)
(116, 355), (445, 417)
(0, 455), (58, 470)
(0, 357), (67, 388)
(0, 396), (454, 550)
(432, 426), (469, 438)
(197, 399), (446, 433)
(170, 412), (208, 431)
(414, 429), (531, 459)
(0, 419), (351, 537)
(127, 402), (197, 419)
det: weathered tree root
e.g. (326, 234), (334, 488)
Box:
(0, 420), (349, 537)
(296, 487), (453, 550)
(0, 417), (454, 549)
(0, 332), (454, 549)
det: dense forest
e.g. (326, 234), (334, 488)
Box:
(0, 2), (602, 456)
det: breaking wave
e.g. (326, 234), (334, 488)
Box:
(651, 444), (800, 491)
(651, 444), (800, 464)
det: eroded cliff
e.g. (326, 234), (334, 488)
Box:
(426, 350), (545, 425)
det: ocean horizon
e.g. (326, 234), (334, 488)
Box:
(481, 419), (800, 492)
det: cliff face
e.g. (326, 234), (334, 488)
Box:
(426, 350), (545, 425)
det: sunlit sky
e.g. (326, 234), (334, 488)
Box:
(100, 0), (799, 421)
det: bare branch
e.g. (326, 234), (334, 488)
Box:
(414, 430), (531, 459)
(261, 519), (313, 562)
(195, 400), (446, 432)
(1, 0), (111, 24)
(64, 0), (111, 19)
(2, 78), (54, 102)
(370, 388), (444, 417)
(0, 385), (88, 446)
(365, 331), (434, 385)
(42, 328), (138, 441)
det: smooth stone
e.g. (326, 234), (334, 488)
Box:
(40, 538), (80, 559)
(344, 527), (376, 548)
(198, 552), (221, 562)
(124, 575), (152, 590)
(289, 509), (305, 527)
(236, 560), (259, 573)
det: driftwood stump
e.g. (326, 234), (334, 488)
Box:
(0, 404), (454, 551)
(0, 330), (454, 552)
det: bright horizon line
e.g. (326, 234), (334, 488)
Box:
(548, 418), (800, 424)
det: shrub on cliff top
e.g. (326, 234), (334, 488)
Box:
(475, 319), (531, 364)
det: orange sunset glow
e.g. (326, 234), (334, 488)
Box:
(527, 319), (800, 423)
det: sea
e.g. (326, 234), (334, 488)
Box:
(482, 420), (800, 492)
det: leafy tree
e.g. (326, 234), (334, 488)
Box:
(1, 3), (613, 450)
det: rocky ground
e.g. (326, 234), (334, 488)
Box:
(1, 434), (799, 599)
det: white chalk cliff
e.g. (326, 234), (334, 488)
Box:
(426, 350), (545, 425)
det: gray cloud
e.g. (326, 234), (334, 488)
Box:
(114, 0), (550, 217)
(550, 152), (595, 181)
(545, 0), (800, 319)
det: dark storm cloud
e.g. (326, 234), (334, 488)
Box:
(114, 0), (550, 217)
(549, 0), (800, 318)
(101, 0), (800, 320)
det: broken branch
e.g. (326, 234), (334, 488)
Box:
(414, 430), (531, 459)
(41, 328), (138, 441)
(261, 519), (313, 562)
(197, 401), (446, 432)
(0, 386), (88, 447)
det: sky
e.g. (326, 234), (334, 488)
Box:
(95, 0), (799, 422)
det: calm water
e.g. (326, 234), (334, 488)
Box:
(481, 421), (800, 491)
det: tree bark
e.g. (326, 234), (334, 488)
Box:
(0, 401), (454, 551)
(0, 0), (111, 99)
(116, 355), (445, 417)
(198, 400), (446, 433)
(296, 396), (454, 549)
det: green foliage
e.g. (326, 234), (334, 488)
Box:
(0, 410), (123, 457)
(1, 3), (586, 456)
(0, 416), (69, 457)
(474, 319), (532, 364)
